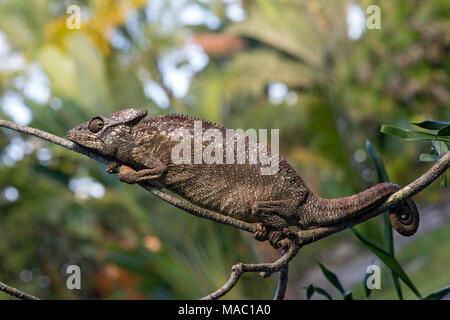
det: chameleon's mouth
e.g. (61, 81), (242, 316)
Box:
(66, 126), (84, 142)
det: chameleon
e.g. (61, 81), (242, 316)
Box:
(67, 108), (419, 247)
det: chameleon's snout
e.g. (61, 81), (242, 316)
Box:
(66, 125), (83, 141)
(389, 198), (420, 237)
(66, 124), (105, 150)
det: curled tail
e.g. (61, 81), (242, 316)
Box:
(305, 182), (419, 236)
(389, 198), (419, 236)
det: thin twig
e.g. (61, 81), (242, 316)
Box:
(201, 238), (300, 300)
(0, 281), (40, 300)
(273, 249), (289, 300)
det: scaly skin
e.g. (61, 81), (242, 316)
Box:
(67, 108), (419, 246)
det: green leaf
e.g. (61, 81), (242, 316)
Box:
(434, 141), (449, 156)
(366, 140), (403, 299)
(304, 284), (314, 300)
(419, 153), (439, 162)
(343, 291), (353, 300)
(381, 125), (450, 142)
(318, 263), (346, 295)
(366, 140), (389, 182)
(301, 284), (333, 300)
(422, 286), (450, 300)
(440, 172), (447, 188)
(392, 275), (404, 300)
(432, 141), (449, 188)
(437, 125), (450, 136)
(365, 141), (394, 251)
(363, 271), (372, 298)
(351, 228), (422, 299)
(412, 120), (450, 130)
(313, 286), (333, 300)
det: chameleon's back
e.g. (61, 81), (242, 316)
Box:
(136, 114), (309, 223)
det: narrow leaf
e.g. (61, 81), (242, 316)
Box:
(440, 173), (447, 188)
(392, 275), (404, 300)
(305, 284), (314, 300)
(365, 141), (394, 250)
(437, 125), (450, 136)
(343, 291), (353, 300)
(366, 140), (389, 182)
(313, 286), (333, 300)
(422, 286), (450, 300)
(363, 271), (372, 298)
(381, 125), (450, 142)
(411, 120), (450, 130)
(419, 153), (439, 162)
(318, 263), (345, 295)
(434, 141), (449, 156)
(351, 228), (422, 298)
(366, 141), (403, 299)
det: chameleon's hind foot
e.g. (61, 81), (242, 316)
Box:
(268, 227), (293, 249)
(254, 223), (269, 241)
(254, 224), (292, 249)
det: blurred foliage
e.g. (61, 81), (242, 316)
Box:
(0, 0), (448, 299)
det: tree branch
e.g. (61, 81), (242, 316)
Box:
(201, 238), (300, 300)
(0, 281), (40, 300)
(273, 249), (289, 300)
(0, 119), (448, 300)
(294, 151), (450, 246)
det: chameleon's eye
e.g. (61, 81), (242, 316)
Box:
(88, 117), (104, 133)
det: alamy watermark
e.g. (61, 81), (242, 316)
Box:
(366, 5), (381, 30)
(170, 121), (280, 175)
(366, 264), (381, 290)
(66, 265), (81, 290)
(66, 5), (81, 30)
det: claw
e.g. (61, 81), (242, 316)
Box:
(254, 224), (292, 249)
(267, 228), (293, 249)
(254, 223), (269, 241)
(106, 161), (121, 174)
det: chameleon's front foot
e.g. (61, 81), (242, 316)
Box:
(254, 223), (269, 241)
(117, 164), (165, 184)
(268, 228), (293, 249)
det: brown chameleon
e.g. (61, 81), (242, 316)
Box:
(67, 108), (419, 247)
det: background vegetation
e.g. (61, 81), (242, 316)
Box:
(0, 0), (448, 299)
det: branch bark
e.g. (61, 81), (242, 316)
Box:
(0, 281), (40, 300)
(201, 238), (300, 300)
(0, 119), (449, 300)
(273, 249), (289, 300)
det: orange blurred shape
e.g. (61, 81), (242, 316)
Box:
(95, 263), (143, 299)
(192, 33), (246, 56)
(143, 235), (162, 253)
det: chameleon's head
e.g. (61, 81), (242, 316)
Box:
(67, 108), (148, 156)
